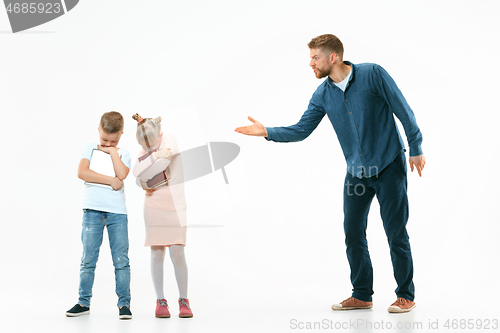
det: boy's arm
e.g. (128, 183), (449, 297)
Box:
(77, 158), (123, 190)
(97, 146), (130, 180)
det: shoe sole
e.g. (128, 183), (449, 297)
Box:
(179, 314), (193, 318)
(66, 310), (90, 317)
(331, 305), (373, 311)
(155, 315), (171, 318)
(119, 315), (132, 319)
(388, 304), (416, 313)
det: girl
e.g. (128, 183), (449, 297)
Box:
(131, 113), (193, 318)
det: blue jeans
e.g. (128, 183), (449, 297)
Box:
(78, 209), (131, 308)
(343, 150), (414, 302)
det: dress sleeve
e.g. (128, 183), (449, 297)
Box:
(138, 158), (171, 182)
(164, 133), (180, 156)
(132, 136), (174, 181)
(132, 149), (154, 178)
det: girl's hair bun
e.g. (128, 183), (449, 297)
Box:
(132, 113), (143, 123)
(153, 116), (162, 125)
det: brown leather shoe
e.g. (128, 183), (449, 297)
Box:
(387, 297), (416, 313)
(331, 297), (373, 310)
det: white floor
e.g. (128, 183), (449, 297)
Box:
(2, 205), (498, 333)
(3, 283), (498, 333)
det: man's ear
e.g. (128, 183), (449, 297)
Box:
(330, 52), (337, 64)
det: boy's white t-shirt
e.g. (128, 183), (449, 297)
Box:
(81, 143), (131, 214)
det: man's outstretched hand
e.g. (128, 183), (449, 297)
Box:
(234, 116), (268, 137)
(409, 154), (426, 177)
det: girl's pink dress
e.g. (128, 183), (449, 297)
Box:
(133, 134), (187, 246)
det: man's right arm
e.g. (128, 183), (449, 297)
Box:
(264, 98), (326, 142)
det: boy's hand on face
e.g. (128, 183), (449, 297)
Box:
(98, 145), (118, 154)
(110, 177), (123, 190)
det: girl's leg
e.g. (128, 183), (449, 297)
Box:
(151, 246), (166, 300)
(169, 245), (188, 299)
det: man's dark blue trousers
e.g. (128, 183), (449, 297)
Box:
(343, 150), (414, 302)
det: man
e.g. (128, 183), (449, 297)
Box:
(234, 34), (425, 313)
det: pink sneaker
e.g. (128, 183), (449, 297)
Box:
(178, 298), (193, 318)
(155, 299), (170, 318)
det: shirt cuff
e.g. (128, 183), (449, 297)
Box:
(409, 145), (423, 157)
(264, 127), (274, 141)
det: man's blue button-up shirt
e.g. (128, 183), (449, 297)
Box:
(265, 61), (423, 179)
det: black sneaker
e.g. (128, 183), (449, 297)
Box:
(66, 304), (90, 317)
(119, 306), (132, 319)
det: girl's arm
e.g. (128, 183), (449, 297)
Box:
(132, 151), (156, 178)
(133, 151), (171, 181)
(138, 157), (171, 182)
(133, 135), (178, 181)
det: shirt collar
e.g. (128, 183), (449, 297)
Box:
(326, 61), (355, 88)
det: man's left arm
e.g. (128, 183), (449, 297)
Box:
(374, 65), (425, 176)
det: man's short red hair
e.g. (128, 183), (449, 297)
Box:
(308, 34), (344, 59)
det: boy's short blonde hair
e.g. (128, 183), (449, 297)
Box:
(100, 111), (124, 133)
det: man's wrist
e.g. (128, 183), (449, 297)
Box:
(409, 145), (423, 157)
(264, 127), (273, 140)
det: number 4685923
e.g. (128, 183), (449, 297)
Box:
(444, 319), (498, 330)
(6, 3), (62, 14)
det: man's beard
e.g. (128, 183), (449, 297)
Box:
(315, 67), (330, 79)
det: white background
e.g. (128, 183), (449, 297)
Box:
(1, 1), (499, 332)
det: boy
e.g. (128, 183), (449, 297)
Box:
(66, 111), (132, 319)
